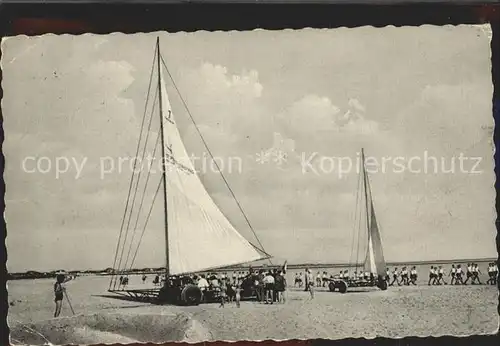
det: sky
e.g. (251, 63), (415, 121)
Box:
(2, 25), (496, 272)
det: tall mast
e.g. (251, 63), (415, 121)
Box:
(156, 37), (170, 280)
(361, 148), (371, 239)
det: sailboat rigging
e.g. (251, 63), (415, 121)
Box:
(107, 37), (272, 305)
(328, 148), (388, 293)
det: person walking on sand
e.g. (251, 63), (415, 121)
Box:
(436, 266), (447, 285)
(390, 267), (400, 286)
(471, 263), (482, 284)
(294, 273), (300, 287)
(306, 269), (315, 299)
(449, 264), (456, 285)
(53, 274), (72, 318)
(455, 265), (464, 285)
(142, 274), (147, 284)
(304, 269), (310, 292)
(409, 266), (418, 285)
(494, 263), (498, 285)
(400, 267), (409, 286)
(385, 268), (390, 283)
(464, 263), (473, 285)
(487, 263), (494, 285)
(428, 266), (436, 285)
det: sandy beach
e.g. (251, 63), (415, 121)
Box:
(7, 273), (498, 345)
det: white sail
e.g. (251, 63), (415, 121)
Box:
(158, 65), (263, 275)
(362, 172), (387, 278)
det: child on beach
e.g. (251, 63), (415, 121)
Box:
(53, 274), (72, 318)
(219, 281), (227, 308)
(235, 283), (242, 308)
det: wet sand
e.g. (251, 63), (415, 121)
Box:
(7, 276), (499, 344)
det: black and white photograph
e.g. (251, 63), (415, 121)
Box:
(2, 25), (498, 344)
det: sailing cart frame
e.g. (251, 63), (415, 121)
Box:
(327, 275), (388, 294)
(106, 37), (273, 306)
(327, 148), (389, 294)
(108, 274), (261, 305)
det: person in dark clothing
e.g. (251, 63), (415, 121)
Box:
(275, 270), (286, 303)
(53, 274), (72, 317)
(272, 269), (279, 302)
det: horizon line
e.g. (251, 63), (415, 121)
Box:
(8, 257), (497, 274)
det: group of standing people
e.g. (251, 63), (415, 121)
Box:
(193, 268), (288, 307)
(254, 269), (288, 304)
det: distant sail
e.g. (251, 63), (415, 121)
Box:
(363, 199), (386, 277)
(158, 65), (263, 275)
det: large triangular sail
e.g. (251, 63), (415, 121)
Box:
(363, 200), (386, 277)
(157, 57), (264, 275)
(361, 149), (386, 278)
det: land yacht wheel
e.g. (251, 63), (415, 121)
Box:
(328, 282), (336, 292)
(377, 279), (388, 291)
(337, 280), (348, 294)
(181, 284), (202, 305)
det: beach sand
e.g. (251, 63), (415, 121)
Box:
(7, 275), (499, 344)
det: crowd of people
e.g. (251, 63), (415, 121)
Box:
(386, 262), (498, 286)
(192, 269), (288, 306)
(53, 262), (498, 316)
(120, 268), (289, 307)
(289, 263), (499, 288)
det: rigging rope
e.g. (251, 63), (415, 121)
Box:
(126, 130), (162, 270)
(116, 88), (159, 276)
(129, 178), (163, 270)
(122, 91), (159, 270)
(109, 44), (157, 290)
(159, 55), (273, 264)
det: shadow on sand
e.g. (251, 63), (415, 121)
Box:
(92, 294), (163, 306)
